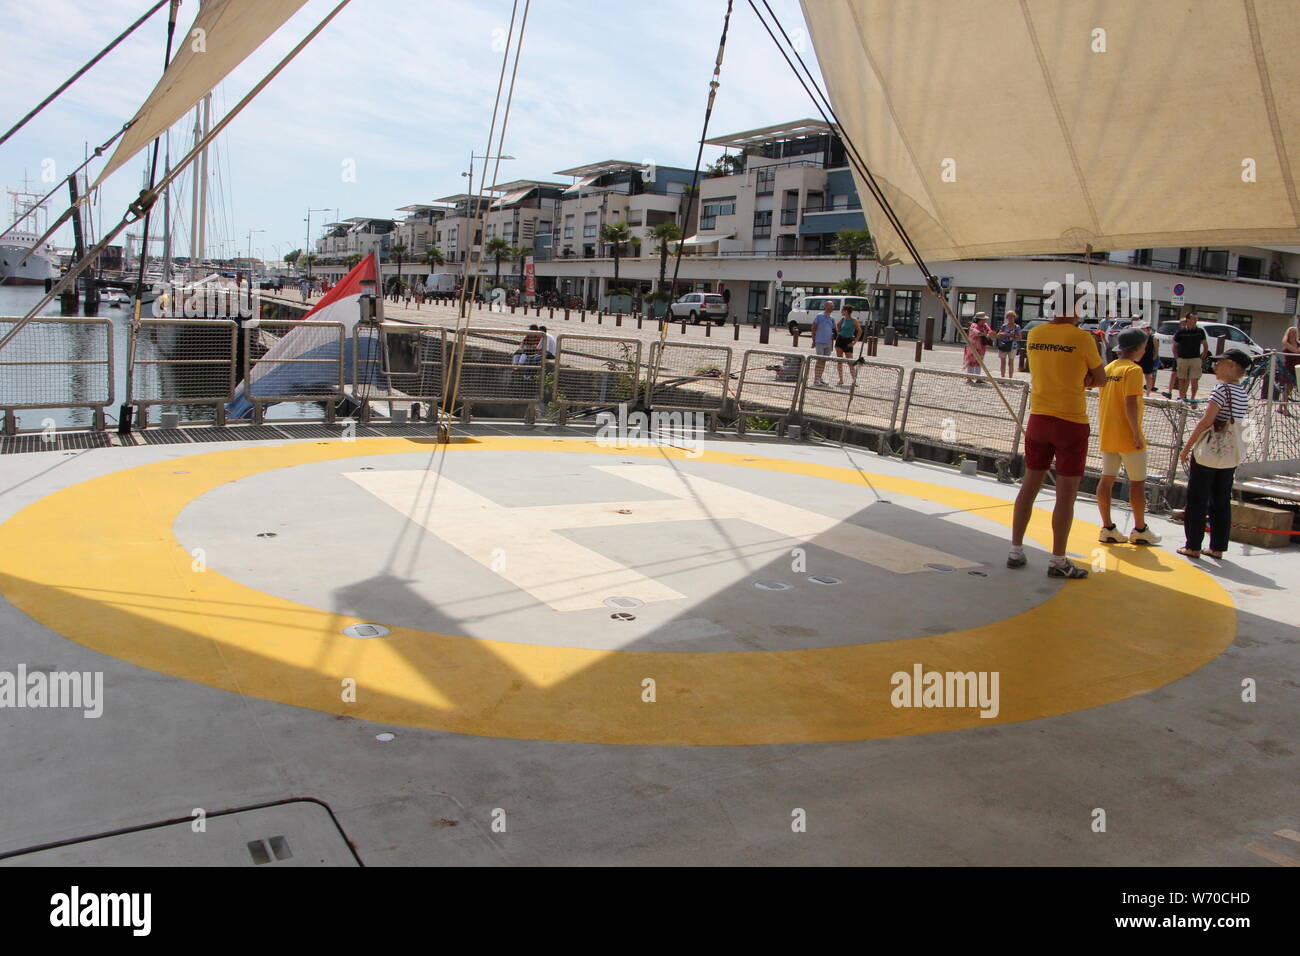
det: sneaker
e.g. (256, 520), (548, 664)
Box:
(814, 379), (828, 387)
(1047, 560), (1089, 579)
(1006, 551), (1026, 569)
(1129, 525), (1162, 545)
(1098, 524), (1126, 544)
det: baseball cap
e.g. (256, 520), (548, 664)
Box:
(1116, 327), (1148, 351)
(1216, 349), (1251, 370)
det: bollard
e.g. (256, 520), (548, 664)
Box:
(549, 307), (554, 320)
(680, 321), (686, 334)
(536, 305), (542, 317)
(615, 314), (622, 327)
(914, 339), (923, 362)
(565, 308), (570, 321)
(637, 316), (643, 330)
(511, 304), (516, 314)
(705, 322), (711, 337)
(1019, 350), (1028, 373)
(923, 316), (935, 351)
(869, 336), (879, 357)
(580, 310), (586, 322)
(597, 313), (602, 325)
(734, 324), (740, 341)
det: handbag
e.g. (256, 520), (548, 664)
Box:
(1193, 418), (1245, 469)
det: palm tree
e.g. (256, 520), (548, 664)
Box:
(424, 247), (445, 271)
(834, 229), (875, 282)
(284, 249), (301, 265)
(649, 222), (682, 292)
(344, 252), (363, 269)
(599, 221), (632, 285)
(389, 243), (407, 294)
(836, 277), (869, 296)
(485, 236), (513, 286)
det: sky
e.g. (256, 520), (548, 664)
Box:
(1, 0), (826, 263)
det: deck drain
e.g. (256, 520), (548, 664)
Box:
(968, 570), (989, 577)
(376, 732), (395, 742)
(247, 836), (294, 865)
(616, 508), (633, 515)
(924, 563), (955, 572)
(603, 596), (644, 610)
(808, 575), (842, 586)
(342, 622), (390, 639)
(360, 466), (375, 470)
(754, 580), (792, 591)
(610, 612), (636, 622)
(256, 532), (278, 538)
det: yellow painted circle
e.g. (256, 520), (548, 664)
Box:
(0, 437), (1235, 745)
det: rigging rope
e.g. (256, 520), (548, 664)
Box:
(749, 0), (1024, 438)
(666, 0), (734, 340)
(1, 0), (354, 350)
(0, 0), (170, 148)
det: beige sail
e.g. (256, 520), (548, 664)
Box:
(801, 0), (1300, 264)
(93, 0), (308, 188)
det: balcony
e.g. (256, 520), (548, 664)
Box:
(780, 210), (799, 226)
(753, 227), (772, 239)
(803, 198), (864, 214)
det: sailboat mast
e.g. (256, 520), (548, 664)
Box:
(197, 92), (210, 266)
(189, 104), (200, 281)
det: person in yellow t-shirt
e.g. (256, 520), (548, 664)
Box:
(1008, 307), (1107, 578)
(1096, 328), (1162, 547)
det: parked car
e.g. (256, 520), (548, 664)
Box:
(670, 292), (729, 325)
(784, 294), (875, 333)
(1152, 321), (1263, 370)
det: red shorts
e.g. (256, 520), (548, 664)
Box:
(1024, 414), (1090, 477)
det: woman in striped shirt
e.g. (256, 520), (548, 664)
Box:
(1178, 350), (1251, 559)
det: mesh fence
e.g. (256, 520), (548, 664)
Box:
(552, 335), (643, 415)
(244, 320), (346, 402)
(130, 319), (237, 406)
(735, 350), (804, 430)
(347, 323), (448, 405)
(1244, 401), (1300, 464)
(799, 357), (904, 437)
(0, 317), (113, 409)
(899, 368), (1030, 457)
(646, 341), (732, 411)
(453, 328), (547, 404)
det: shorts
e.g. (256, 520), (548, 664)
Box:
(815, 343), (832, 356)
(1175, 357), (1202, 382)
(835, 337), (854, 352)
(1024, 414), (1090, 477)
(1101, 449), (1148, 480)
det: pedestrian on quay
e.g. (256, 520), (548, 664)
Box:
(810, 301), (837, 387)
(1177, 350), (1251, 560)
(995, 310), (1021, 378)
(1171, 310), (1209, 402)
(788, 318), (802, 347)
(1096, 328), (1161, 546)
(1008, 300), (1108, 578)
(963, 312), (994, 384)
(1281, 321), (1300, 403)
(833, 305), (861, 386)
(1136, 319), (1158, 393)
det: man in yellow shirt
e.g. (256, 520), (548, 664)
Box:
(1097, 328), (1162, 546)
(1008, 305), (1107, 577)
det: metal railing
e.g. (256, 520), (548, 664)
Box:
(244, 319), (346, 423)
(349, 322), (449, 418)
(735, 349), (805, 435)
(645, 341), (732, 416)
(550, 334), (643, 425)
(129, 318), (237, 426)
(898, 367), (1030, 461)
(1081, 393), (1189, 494)
(451, 327), (548, 422)
(799, 357), (905, 445)
(0, 317), (114, 433)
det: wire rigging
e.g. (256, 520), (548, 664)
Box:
(748, 0), (1022, 434)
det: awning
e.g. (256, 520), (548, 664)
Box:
(681, 232), (734, 245)
(491, 187), (536, 209)
(563, 174), (601, 195)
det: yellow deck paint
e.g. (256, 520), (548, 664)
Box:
(0, 437), (1236, 745)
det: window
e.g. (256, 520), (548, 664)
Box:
(958, 291), (977, 319)
(1201, 249), (1228, 274)
(891, 289), (920, 337)
(583, 212), (597, 238)
(753, 209), (772, 239)
(992, 293), (1006, 326)
(1228, 313), (1253, 336)
(1236, 256), (1263, 279)
(701, 196), (736, 230)
(756, 167), (775, 196)
(564, 214), (574, 239)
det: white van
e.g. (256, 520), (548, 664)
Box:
(425, 273), (458, 293)
(1152, 321), (1263, 369)
(785, 294), (874, 332)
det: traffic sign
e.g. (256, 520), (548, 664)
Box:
(1172, 282), (1185, 305)
(776, 270), (784, 279)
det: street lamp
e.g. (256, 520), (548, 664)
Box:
(246, 228), (264, 282)
(305, 207), (330, 278)
(460, 153), (514, 290)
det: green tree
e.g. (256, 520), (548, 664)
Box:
(599, 221), (632, 285)
(284, 249), (302, 265)
(344, 252), (363, 269)
(836, 277), (869, 295)
(424, 247), (445, 270)
(834, 229), (874, 282)
(649, 221), (682, 293)
(485, 236), (513, 286)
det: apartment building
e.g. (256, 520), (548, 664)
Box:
(430, 193), (493, 266)
(391, 204), (448, 255)
(530, 119), (1299, 345)
(547, 160), (695, 263)
(313, 217), (395, 261)
(484, 179), (566, 262)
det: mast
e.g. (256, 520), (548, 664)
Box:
(189, 104), (200, 281)
(197, 92), (211, 268)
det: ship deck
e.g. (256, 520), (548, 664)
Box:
(0, 423), (1294, 865)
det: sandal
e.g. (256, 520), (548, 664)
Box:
(1177, 547), (1202, 559)
(1204, 550), (1223, 559)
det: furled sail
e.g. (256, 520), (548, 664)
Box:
(93, 0), (308, 188)
(801, 0), (1300, 264)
